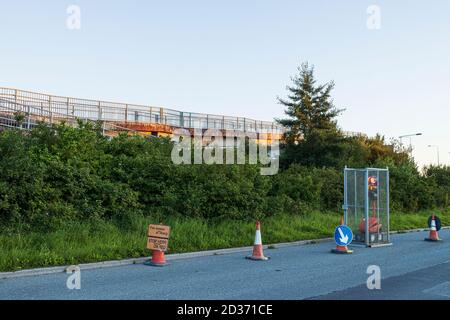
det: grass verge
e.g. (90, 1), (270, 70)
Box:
(1, 210), (449, 272)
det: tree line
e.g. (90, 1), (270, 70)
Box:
(0, 63), (448, 231)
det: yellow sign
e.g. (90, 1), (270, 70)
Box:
(147, 224), (170, 252)
(148, 224), (170, 239)
(147, 237), (169, 251)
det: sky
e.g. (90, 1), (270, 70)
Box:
(1, 0), (449, 168)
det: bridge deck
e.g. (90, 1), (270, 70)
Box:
(0, 88), (284, 140)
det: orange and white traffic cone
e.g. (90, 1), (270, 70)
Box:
(425, 214), (442, 242)
(246, 221), (270, 261)
(147, 250), (167, 267)
(331, 216), (353, 254)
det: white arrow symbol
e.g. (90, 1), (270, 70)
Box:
(338, 227), (349, 244)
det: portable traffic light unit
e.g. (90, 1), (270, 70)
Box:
(343, 167), (391, 247)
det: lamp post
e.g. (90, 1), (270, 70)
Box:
(399, 133), (422, 156)
(428, 145), (440, 166)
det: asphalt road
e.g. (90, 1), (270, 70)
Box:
(1, 229), (450, 300)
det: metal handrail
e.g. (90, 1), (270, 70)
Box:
(0, 87), (285, 134)
(0, 97), (138, 134)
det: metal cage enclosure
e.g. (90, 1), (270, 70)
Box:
(343, 167), (391, 247)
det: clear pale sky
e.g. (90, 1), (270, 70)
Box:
(1, 1), (449, 167)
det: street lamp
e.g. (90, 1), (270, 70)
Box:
(428, 145), (440, 166)
(399, 133), (422, 155)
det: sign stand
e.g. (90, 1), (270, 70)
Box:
(145, 224), (171, 267)
(331, 217), (354, 254)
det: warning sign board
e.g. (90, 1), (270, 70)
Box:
(148, 224), (170, 239)
(147, 237), (169, 251)
(147, 224), (170, 252)
(428, 215), (442, 231)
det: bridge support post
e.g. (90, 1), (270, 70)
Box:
(98, 101), (102, 120)
(26, 105), (31, 130)
(180, 112), (184, 127)
(66, 97), (70, 117)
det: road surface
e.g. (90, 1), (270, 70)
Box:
(1, 229), (450, 300)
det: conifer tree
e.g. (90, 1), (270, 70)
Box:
(277, 62), (344, 143)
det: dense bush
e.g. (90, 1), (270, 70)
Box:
(0, 123), (449, 231)
(0, 124), (141, 231)
(423, 166), (450, 209)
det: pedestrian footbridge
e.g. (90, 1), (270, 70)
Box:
(0, 88), (284, 142)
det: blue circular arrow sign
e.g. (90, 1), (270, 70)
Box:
(334, 225), (353, 246)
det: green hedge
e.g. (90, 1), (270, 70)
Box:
(0, 123), (449, 231)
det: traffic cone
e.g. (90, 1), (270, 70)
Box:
(331, 216), (353, 254)
(146, 250), (168, 267)
(246, 221), (270, 261)
(425, 214), (442, 242)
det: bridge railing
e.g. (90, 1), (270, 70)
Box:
(0, 88), (285, 134)
(0, 96), (137, 134)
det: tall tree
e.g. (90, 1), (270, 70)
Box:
(276, 62), (344, 143)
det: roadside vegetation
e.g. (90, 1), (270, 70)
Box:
(1, 63), (449, 271)
(1, 210), (448, 271)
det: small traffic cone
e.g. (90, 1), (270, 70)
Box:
(331, 216), (353, 254)
(425, 214), (442, 242)
(146, 250), (168, 267)
(246, 221), (270, 261)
